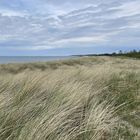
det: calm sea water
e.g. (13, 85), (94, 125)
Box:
(0, 56), (73, 64)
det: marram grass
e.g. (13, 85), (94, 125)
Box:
(0, 56), (140, 140)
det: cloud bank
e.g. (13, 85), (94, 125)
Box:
(0, 0), (140, 54)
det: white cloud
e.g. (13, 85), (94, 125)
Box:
(0, 9), (27, 17)
(51, 36), (107, 44)
(0, 0), (140, 51)
(118, 1), (140, 17)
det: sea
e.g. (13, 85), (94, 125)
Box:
(0, 56), (73, 64)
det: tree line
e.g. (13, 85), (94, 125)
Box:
(110, 50), (140, 58)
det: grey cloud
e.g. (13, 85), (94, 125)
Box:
(0, 0), (140, 50)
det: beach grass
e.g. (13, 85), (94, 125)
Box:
(0, 56), (140, 140)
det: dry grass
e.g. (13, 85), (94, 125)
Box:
(0, 56), (140, 140)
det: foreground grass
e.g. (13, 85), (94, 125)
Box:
(0, 56), (140, 140)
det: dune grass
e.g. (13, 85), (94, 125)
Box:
(0, 56), (139, 140)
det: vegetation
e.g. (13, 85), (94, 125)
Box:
(76, 50), (140, 59)
(0, 56), (140, 140)
(116, 50), (140, 59)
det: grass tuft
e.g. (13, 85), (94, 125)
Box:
(0, 56), (140, 140)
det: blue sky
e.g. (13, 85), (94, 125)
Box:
(0, 0), (140, 56)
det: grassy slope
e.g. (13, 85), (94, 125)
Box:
(0, 56), (140, 140)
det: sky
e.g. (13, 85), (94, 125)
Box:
(0, 0), (140, 56)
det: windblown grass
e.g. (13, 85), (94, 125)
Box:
(0, 56), (139, 140)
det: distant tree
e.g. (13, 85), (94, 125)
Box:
(112, 52), (116, 56)
(132, 49), (137, 53)
(119, 50), (123, 55)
